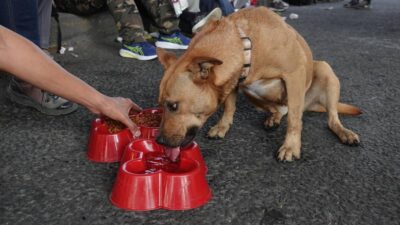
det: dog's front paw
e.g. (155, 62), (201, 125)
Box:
(277, 144), (301, 162)
(207, 125), (229, 139)
(338, 129), (360, 146)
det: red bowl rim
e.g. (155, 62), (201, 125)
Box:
(120, 158), (201, 176)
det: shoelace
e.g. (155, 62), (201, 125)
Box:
(161, 35), (183, 45)
(42, 91), (60, 103)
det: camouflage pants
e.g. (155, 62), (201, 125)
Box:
(54, 0), (179, 43)
(54, 0), (106, 15)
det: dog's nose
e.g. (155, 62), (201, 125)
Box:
(156, 135), (166, 145)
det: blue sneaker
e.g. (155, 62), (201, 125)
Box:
(119, 42), (157, 60)
(155, 32), (191, 50)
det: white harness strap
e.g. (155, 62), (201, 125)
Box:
(237, 27), (252, 83)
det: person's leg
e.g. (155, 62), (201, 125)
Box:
(233, 0), (248, 9)
(200, 0), (215, 14)
(0, 0), (78, 115)
(216, 0), (235, 15)
(139, 0), (191, 49)
(53, 0), (106, 15)
(37, 0), (53, 50)
(137, 0), (191, 49)
(178, 0), (198, 34)
(0, 0), (40, 46)
(134, 0), (154, 33)
(107, 0), (146, 43)
(269, 0), (289, 12)
(180, 0), (223, 35)
(344, 0), (370, 8)
(191, 7), (222, 33)
(138, 0), (180, 35)
(187, 0), (201, 13)
(107, 0), (157, 60)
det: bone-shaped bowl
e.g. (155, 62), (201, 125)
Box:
(110, 139), (211, 211)
(87, 108), (162, 163)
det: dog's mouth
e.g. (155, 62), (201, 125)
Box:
(164, 136), (195, 162)
(164, 147), (181, 162)
(157, 126), (199, 162)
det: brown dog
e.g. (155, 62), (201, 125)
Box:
(156, 7), (361, 162)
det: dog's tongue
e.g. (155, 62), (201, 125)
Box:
(165, 147), (181, 162)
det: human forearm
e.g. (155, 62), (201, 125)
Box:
(0, 25), (104, 113)
(0, 26), (141, 134)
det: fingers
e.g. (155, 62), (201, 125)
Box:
(98, 96), (143, 138)
(127, 99), (142, 113)
(121, 113), (141, 138)
(121, 99), (141, 137)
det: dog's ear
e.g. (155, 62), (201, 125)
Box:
(157, 48), (177, 69)
(188, 57), (223, 81)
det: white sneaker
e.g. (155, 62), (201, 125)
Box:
(192, 7), (223, 34)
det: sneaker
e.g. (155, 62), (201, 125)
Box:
(192, 7), (223, 34)
(270, 0), (289, 12)
(7, 79), (78, 116)
(155, 32), (191, 50)
(119, 42), (157, 60)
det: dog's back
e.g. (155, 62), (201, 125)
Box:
(195, 7), (313, 81)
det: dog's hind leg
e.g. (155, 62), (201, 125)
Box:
(208, 90), (237, 139)
(264, 104), (288, 130)
(313, 61), (360, 145)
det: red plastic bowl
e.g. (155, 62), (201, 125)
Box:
(132, 108), (163, 139)
(87, 118), (134, 163)
(110, 139), (212, 211)
(87, 108), (163, 163)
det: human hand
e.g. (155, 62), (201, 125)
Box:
(92, 96), (142, 137)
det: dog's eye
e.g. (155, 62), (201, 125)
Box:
(166, 102), (178, 112)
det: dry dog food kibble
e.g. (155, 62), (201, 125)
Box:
(130, 113), (162, 127)
(105, 113), (162, 133)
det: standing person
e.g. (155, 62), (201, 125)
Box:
(54, 0), (191, 60)
(0, 0), (78, 115)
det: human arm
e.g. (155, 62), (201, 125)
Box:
(0, 25), (141, 134)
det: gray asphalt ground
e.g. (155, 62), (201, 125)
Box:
(1, 0), (399, 224)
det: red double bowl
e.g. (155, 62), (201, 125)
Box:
(87, 108), (162, 163)
(110, 139), (212, 211)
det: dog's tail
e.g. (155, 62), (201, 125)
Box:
(307, 103), (362, 115)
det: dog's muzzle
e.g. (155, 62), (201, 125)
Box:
(156, 126), (199, 148)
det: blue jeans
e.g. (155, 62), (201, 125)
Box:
(217, 0), (235, 15)
(0, 0), (40, 46)
(200, 0), (235, 16)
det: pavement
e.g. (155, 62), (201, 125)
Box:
(1, 0), (399, 224)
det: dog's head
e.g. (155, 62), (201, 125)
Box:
(156, 48), (224, 147)
(156, 19), (244, 147)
